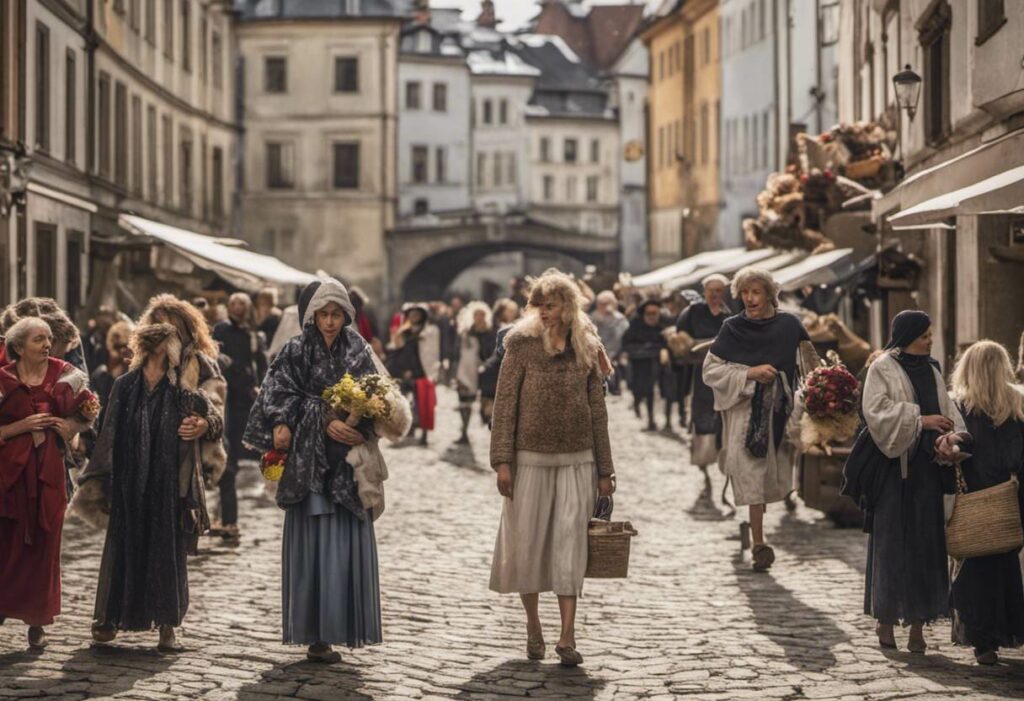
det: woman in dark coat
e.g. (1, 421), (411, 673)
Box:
(947, 340), (1024, 665)
(860, 310), (964, 653)
(622, 300), (667, 432)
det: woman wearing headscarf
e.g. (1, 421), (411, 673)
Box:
(0, 318), (98, 649)
(82, 295), (226, 652)
(860, 310), (964, 653)
(479, 298), (520, 426)
(703, 267), (809, 572)
(454, 301), (496, 444)
(622, 299), (667, 432)
(946, 340), (1024, 665)
(244, 279), (392, 663)
(490, 269), (614, 668)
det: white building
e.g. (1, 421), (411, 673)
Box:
(610, 39), (650, 272)
(398, 18), (472, 218)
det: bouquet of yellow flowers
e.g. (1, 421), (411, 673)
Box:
(260, 449), (287, 482)
(322, 373), (396, 427)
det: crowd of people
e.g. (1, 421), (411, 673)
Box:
(0, 265), (1022, 669)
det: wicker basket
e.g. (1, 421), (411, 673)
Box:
(585, 520), (638, 579)
(844, 155), (886, 180)
(946, 472), (1023, 559)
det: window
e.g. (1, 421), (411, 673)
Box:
(566, 176), (577, 202)
(493, 153), (504, 186)
(65, 50), (75, 165)
(405, 81), (421, 109)
(212, 146), (224, 218)
(752, 118), (759, 170)
(590, 138), (600, 164)
(130, 0), (140, 31)
(483, 99), (493, 124)
(920, 1), (951, 145)
(265, 57), (287, 93)
(66, 232), (83, 315)
(540, 137), (551, 162)
(476, 153), (486, 187)
(414, 199), (429, 215)
(335, 57), (359, 92)
(704, 27), (711, 64)
(499, 98), (508, 124)
(98, 73), (111, 176)
(131, 95), (142, 194)
(543, 175), (554, 201)
(762, 110), (770, 170)
(266, 141), (294, 189)
(114, 82), (128, 187)
(145, 0), (155, 43)
(658, 51), (664, 81)
(34, 22), (49, 152)
(200, 16), (207, 82)
(162, 114), (173, 205)
(147, 106), (157, 200)
(180, 131), (192, 213)
(200, 136), (207, 219)
(700, 102), (709, 165)
(435, 146), (446, 182)
(333, 142), (360, 189)
(212, 32), (222, 89)
(163, 0), (174, 59)
(114, 0), (125, 14)
(715, 100), (721, 166)
(977, 1), (1006, 44)
(412, 145), (428, 183)
(586, 176), (599, 203)
(563, 138), (578, 163)
(506, 151), (516, 184)
(759, 0), (766, 40)
(433, 83), (447, 111)
(34, 224), (57, 299)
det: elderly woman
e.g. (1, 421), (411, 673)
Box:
(455, 301), (496, 444)
(0, 318), (97, 649)
(0, 298), (88, 373)
(860, 310), (964, 653)
(82, 295), (226, 652)
(490, 269), (614, 668)
(946, 341), (1024, 664)
(244, 279), (390, 663)
(590, 290), (629, 396)
(703, 267), (809, 571)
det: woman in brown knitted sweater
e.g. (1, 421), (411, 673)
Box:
(489, 269), (615, 668)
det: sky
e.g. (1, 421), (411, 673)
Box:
(438, 0), (660, 31)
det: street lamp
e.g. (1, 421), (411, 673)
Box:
(892, 64), (922, 121)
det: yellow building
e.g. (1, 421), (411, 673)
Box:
(641, 0), (720, 268)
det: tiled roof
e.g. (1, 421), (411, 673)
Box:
(235, 0), (408, 20)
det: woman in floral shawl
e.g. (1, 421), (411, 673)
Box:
(244, 279), (384, 663)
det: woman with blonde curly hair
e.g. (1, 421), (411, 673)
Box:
(489, 269), (615, 667)
(947, 340), (1024, 665)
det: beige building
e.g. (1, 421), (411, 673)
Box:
(236, 1), (403, 305)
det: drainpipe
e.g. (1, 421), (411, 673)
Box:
(814, 0), (822, 133)
(85, 0), (96, 175)
(774, 0), (783, 169)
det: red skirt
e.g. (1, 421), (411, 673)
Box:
(414, 378), (437, 431)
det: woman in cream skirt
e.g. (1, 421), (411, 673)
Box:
(489, 269), (615, 667)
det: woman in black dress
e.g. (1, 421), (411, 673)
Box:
(622, 300), (666, 432)
(948, 340), (1024, 665)
(860, 311), (963, 653)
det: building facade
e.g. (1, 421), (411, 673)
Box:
(236, 0), (402, 305)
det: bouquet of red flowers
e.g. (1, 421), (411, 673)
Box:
(260, 448), (287, 483)
(800, 355), (861, 454)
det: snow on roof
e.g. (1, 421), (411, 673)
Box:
(467, 50), (541, 77)
(515, 34), (582, 64)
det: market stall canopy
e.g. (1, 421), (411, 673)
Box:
(625, 247), (747, 288)
(665, 248), (798, 290)
(772, 248), (858, 292)
(119, 214), (318, 291)
(886, 164), (1024, 229)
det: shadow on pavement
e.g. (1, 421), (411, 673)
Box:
(57, 645), (174, 696)
(686, 468), (732, 522)
(237, 658), (369, 700)
(880, 651), (1024, 698)
(441, 442), (488, 473)
(455, 659), (606, 699)
(732, 554), (849, 673)
(774, 511), (867, 575)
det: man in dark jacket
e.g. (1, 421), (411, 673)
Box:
(212, 292), (267, 540)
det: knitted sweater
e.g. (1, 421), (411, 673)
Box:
(490, 333), (614, 477)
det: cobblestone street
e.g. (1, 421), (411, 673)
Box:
(2, 388), (1023, 700)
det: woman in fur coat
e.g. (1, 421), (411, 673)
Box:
(0, 317), (98, 650)
(79, 295), (226, 652)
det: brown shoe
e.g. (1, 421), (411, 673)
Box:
(306, 642), (341, 663)
(752, 544), (775, 572)
(907, 625), (927, 654)
(554, 644), (583, 667)
(27, 626), (47, 650)
(975, 649), (998, 665)
(526, 631), (546, 660)
(91, 622), (117, 644)
(876, 623), (896, 649)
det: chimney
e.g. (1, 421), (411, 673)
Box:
(477, 0), (497, 28)
(414, 0), (430, 24)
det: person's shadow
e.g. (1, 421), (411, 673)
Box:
(732, 554), (850, 673)
(455, 659), (605, 700)
(55, 645), (174, 697)
(441, 441), (487, 473)
(686, 468), (732, 522)
(237, 658), (369, 701)
(880, 650), (1024, 698)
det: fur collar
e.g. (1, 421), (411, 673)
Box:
(129, 322), (203, 391)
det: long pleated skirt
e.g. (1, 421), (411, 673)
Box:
(282, 492), (382, 647)
(489, 450), (597, 597)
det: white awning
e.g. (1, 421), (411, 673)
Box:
(887, 164), (1024, 229)
(665, 248), (793, 290)
(119, 214), (318, 291)
(626, 247), (747, 288)
(772, 248), (858, 292)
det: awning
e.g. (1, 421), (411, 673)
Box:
(887, 164), (1024, 229)
(119, 214), (318, 291)
(772, 248), (858, 292)
(626, 247), (747, 288)
(666, 248), (798, 290)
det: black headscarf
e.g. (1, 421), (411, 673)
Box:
(884, 310), (931, 351)
(709, 311), (810, 385)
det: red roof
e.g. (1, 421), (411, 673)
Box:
(533, 2), (646, 72)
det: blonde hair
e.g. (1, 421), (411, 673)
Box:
(731, 266), (780, 308)
(509, 268), (602, 369)
(137, 293), (219, 361)
(951, 340), (1024, 426)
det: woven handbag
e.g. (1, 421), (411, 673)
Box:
(945, 466), (1023, 559)
(585, 495), (638, 579)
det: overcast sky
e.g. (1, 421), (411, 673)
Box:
(437, 1), (659, 31)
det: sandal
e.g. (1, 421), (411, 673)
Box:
(526, 631), (546, 660)
(307, 642), (341, 663)
(751, 544), (775, 572)
(554, 644), (583, 667)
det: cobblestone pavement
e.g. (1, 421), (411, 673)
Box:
(2, 387), (1023, 700)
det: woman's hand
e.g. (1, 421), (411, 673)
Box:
(598, 476), (615, 497)
(53, 418), (74, 443)
(922, 415), (954, 433)
(178, 415), (209, 441)
(273, 424), (292, 450)
(326, 420), (366, 446)
(1, 413), (59, 439)
(496, 464), (514, 499)
(747, 364), (779, 384)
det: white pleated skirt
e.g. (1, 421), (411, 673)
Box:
(489, 449), (597, 597)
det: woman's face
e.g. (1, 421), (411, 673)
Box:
(407, 309), (426, 327)
(704, 281), (726, 308)
(904, 326), (933, 356)
(642, 304), (661, 327)
(315, 302), (346, 340)
(473, 309), (487, 328)
(537, 295), (565, 329)
(17, 327), (53, 363)
(741, 281), (773, 319)
(501, 303), (519, 324)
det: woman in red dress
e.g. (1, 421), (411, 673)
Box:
(0, 317), (97, 649)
